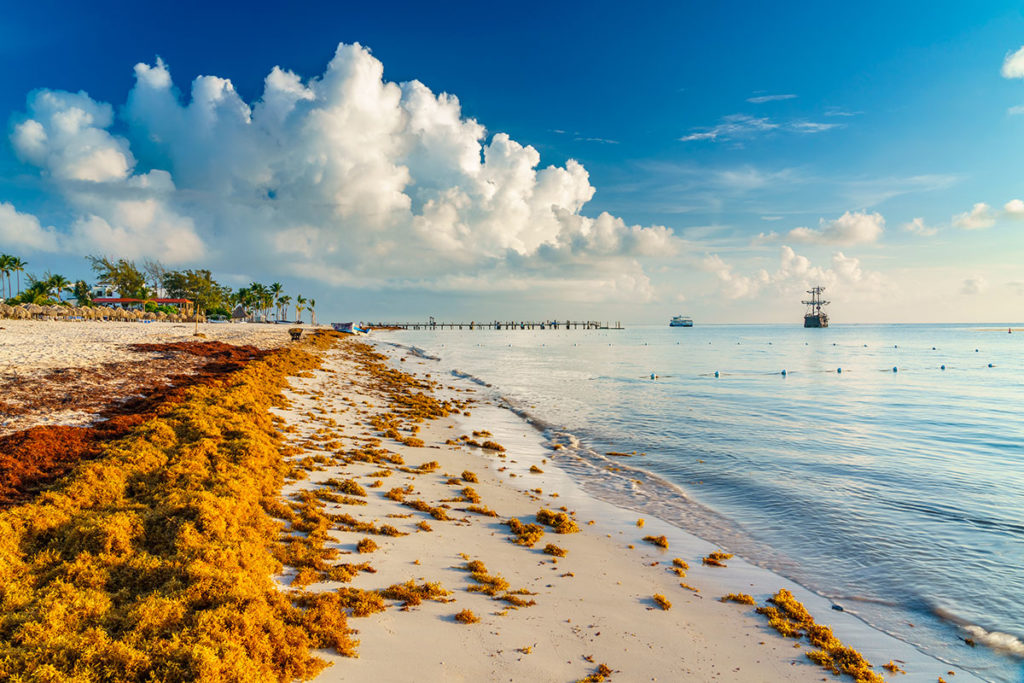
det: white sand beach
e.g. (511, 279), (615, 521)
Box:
(267, 339), (980, 682)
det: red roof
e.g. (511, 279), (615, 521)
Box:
(92, 298), (192, 304)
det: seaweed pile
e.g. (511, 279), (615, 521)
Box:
(0, 334), (355, 681)
(0, 341), (266, 507)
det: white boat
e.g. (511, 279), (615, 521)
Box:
(669, 315), (693, 327)
(332, 322), (370, 335)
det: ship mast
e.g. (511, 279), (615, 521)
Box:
(801, 286), (830, 316)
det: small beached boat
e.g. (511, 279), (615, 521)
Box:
(332, 322), (370, 335)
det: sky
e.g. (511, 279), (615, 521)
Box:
(1, 0), (1023, 323)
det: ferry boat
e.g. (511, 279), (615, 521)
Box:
(669, 315), (693, 327)
(802, 286), (830, 328)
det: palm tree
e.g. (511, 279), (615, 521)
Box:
(309, 298), (317, 326)
(47, 273), (72, 302)
(0, 254), (12, 300)
(11, 256), (26, 296)
(249, 282), (271, 321)
(270, 282), (283, 321)
(295, 295), (307, 323)
(278, 295), (292, 322)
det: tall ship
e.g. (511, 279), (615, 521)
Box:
(802, 286), (830, 328)
(670, 314), (693, 327)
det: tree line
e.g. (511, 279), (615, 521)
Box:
(0, 253), (316, 323)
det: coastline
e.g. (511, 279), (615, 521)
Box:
(0, 323), (986, 681)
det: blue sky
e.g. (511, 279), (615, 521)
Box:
(1, 1), (1023, 322)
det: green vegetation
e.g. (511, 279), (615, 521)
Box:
(0, 252), (311, 320)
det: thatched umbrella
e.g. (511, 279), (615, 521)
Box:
(143, 311), (156, 321)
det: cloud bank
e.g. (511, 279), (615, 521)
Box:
(6, 43), (674, 300)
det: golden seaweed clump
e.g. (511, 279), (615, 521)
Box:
(357, 537), (379, 554)
(334, 587), (388, 617)
(380, 580), (453, 608)
(460, 487), (481, 503)
(460, 559), (536, 609)
(636, 518), (645, 528)
(454, 609), (480, 624)
(653, 594), (672, 610)
(720, 593), (756, 605)
(505, 517), (545, 546)
(882, 660), (906, 674)
(416, 521), (433, 532)
(403, 499), (452, 520)
(536, 508), (580, 534)
(543, 543), (568, 557)
(755, 589), (886, 683)
(462, 470), (479, 483)
(529, 465), (544, 473)
(576, 663), (614, 683)
(481, 440), (506, 452)
(466, 505), (500, 517)
(326, 478), (368, 497)
(643, 535), (669, 549)
(702, 550), (733, 567)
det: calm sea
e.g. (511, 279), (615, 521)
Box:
(375, 323), (1023, 682)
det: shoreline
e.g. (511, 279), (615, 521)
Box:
(357, 335), (988, 682)
(272, 337), (981, 682)
(0, 324), (990, 680)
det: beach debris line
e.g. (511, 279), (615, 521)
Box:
(0, 332), (371, 680)
(756, 589), (890, 683)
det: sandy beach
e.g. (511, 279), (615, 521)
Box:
(0, 322), (982, 682)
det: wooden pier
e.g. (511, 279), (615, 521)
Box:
(370, 318), (623, 331)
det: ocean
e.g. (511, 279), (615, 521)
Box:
(374, 323), (1023, 682)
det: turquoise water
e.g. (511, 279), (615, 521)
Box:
(376, 323), (1024, 682)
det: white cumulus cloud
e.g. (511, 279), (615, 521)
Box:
(1004, 199), (1024, 217)
(702, 246), (882, 300)
(903, 217), (938, 236)
(952, 203), (996, 230)
(0, 202), (61, 251)
(1002, 46), (1024, 79)
(9, 43), (676, 298)
(786, 210), (884, 245)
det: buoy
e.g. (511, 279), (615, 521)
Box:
(975, 349), (979, 352)
(894, 345), (898, 348)
(932, 347), (936, 350)
(941, 365), (945, 370)
(837, 368), (842, 374)
(893, 366), (898, 372)
(714, 371), (720, 378)
(781, 369), (787, 376)
(650, 373), (656, 379)
(988, 363), (994, 368)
